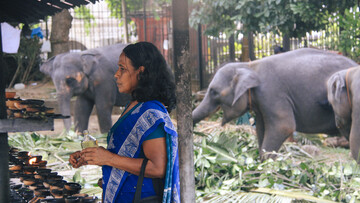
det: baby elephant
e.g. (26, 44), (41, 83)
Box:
(327, 66), (360, 163)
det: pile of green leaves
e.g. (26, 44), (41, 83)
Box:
(193, 126), (360, 202)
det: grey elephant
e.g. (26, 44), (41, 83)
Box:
(192, 48), (357, 159)
(40, 43), (131, 133)
(327, 66), (360, 162)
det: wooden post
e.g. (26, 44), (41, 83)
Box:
(172, 0), (195, 202)
(0, 23), (10, 203)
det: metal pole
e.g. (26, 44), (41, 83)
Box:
(197, 24), (203, 90)
(0, 23), (10, 203)
(143, 0), (147, 41)
(172, 0), (195, 202)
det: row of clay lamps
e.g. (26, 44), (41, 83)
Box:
(9, 148), (99, 203)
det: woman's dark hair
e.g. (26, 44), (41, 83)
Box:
(122, 42), (176, 113)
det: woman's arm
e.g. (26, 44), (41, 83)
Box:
(81, 137), (167, 178)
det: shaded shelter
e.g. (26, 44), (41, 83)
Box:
(0, 1), (99, 202)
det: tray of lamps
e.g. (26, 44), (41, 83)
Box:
(5, 92), (69, 120)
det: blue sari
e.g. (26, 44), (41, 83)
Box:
(102, 100), (180, 203)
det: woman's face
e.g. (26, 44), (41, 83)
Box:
(114, 53), (142, 94)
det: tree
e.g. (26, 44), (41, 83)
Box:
(50, 9), (73, 57)
(190, 0), (356, 54)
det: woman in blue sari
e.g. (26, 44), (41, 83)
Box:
(69, 42), (180, 203)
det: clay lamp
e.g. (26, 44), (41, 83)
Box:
(64, 182), (81, 196)
(40, 198), (66, 203)
(65, 196), (82, 203)
(49, 181), (65, 191)
(82, 196), (99, 203)
(35, 160), (48, 168)
(50, 188), (64, 198)
(9, 147), (19, 155)
(34, 188), (51, 197)
(37, 168), (52, 174)
(19, 174), (34, 182)
(9, 164), (22, 171)
(17, 151), (30, 160)
(43, 179), (59, 188)
(23, 165), (38, 174)
(23, 178), (37, 186)
(29, 182), (45, 191)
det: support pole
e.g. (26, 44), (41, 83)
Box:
(143, 0), (147, 41)
(0, 23), (10, 203)
(197, 24), (203, 90)
(172, 0), (195, 202)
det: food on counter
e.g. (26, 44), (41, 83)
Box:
(5, 96), (57, 119)
(5, 91), (16, 99)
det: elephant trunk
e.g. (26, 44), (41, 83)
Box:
(192, 94), (218, 124)
(58, 93), (72, 131)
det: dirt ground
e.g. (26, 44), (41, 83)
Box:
(6, 80), (121, 135)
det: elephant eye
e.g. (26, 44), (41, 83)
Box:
(210, 88), (218, 97)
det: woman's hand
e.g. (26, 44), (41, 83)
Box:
(69, 151), (86, 168)
(81, 146), (113, 166)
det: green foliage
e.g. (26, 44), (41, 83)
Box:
(193, 127), (360, 202)
(190, 0), (356, 38)
(338, 8), (360, 61)
(105, 0), (170, 19)
(74, 5), (96, 35)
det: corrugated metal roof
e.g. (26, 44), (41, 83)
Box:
(0, 0), (99, 24)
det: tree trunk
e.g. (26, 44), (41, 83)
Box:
(122, 0), (129, 43)
(50, 9), (73, 57)
(241, 36), (250, 62)
(172, 0), (195, 202)
(282, 34), (290, 51)
(248, 31), (255, 61)
(229, 34), (235, 62)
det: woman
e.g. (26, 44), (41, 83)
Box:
(69, 42), (180, 203)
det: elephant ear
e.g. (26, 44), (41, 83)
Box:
(40, 56), (56, 75)
(232, 68), (260, 105)
(81, 53), (100, 76)
(327, 72), (345, 103)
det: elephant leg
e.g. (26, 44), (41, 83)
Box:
(260, 110), (296, 160)
(350, 105), (360, 163)
(95, 101), (113, 134)
(74, 96), (94, 134)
